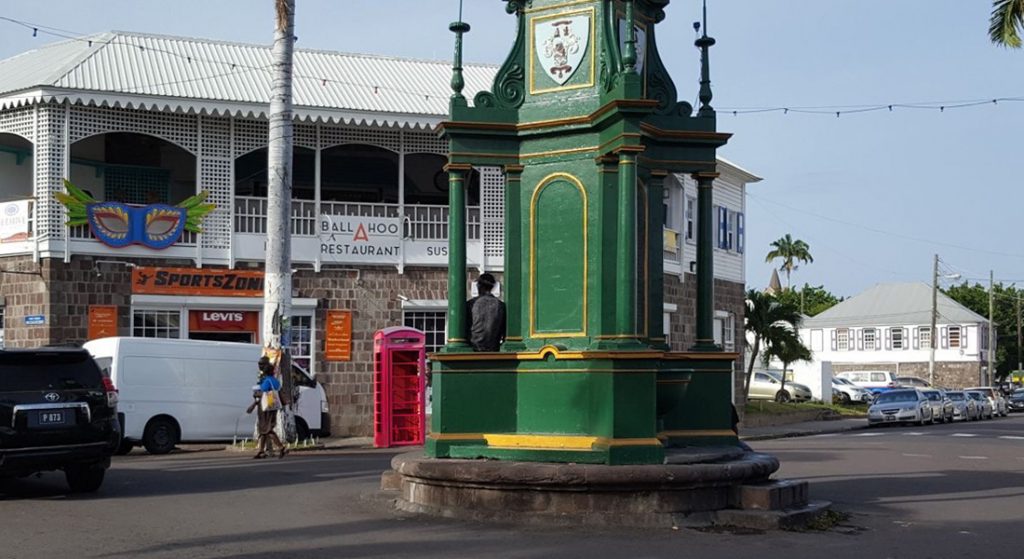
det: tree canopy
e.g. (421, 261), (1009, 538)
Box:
(990, 0), (1024, 48)
(773, 283), (843, 317)
(943, 281), (1022, 380)
(765, 234), (814, 289)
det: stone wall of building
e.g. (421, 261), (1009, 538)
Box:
(0, 255), (49, 347)
(831, 361), (984, 389)
(664, 273), (746, 407)
(293, 266), (450, 437)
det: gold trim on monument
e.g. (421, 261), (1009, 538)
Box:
(432, 345), (729, 362)
(523, 0), (596, 14)
(443, 163), (474, 172)
(529, 7), (597, 95)
(435, 368), (658, 374)
(429, 433), (485, 441)
(530, 173), (588, 339)
(639, 123), (733, 142)
(521, 145), (599, 160)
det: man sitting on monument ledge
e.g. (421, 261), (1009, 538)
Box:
(466, 273), (506, 352)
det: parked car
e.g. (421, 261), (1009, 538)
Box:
(1008, 389), (1024, 413)
(748, 371), (813, 402)
(966, 391), (994, 419)
(836, 370), (901, 394)
(832, 377), (873, 404)
(945, 391), (979, 421)
(964, 386), (1008, 417)
(920, 389), (954, 423)
(867, 389), (934, 426)
(896, 376), (931, 389)
(0, 348), (121, 492)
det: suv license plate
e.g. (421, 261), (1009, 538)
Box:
(30, 410), (72, 428)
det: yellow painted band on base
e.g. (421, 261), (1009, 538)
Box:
(483, 434), (663, 450)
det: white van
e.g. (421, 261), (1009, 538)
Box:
(835, 370), (899, 394)
(83, 337), (330, 454)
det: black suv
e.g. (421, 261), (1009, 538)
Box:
(0, 348), (120, 492)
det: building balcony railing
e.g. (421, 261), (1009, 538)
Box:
(68, 224), (198, 246)
(233, 197), (481, 240)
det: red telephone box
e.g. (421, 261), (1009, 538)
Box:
(373, 327), (427, 448)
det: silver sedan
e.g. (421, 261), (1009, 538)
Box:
(966, 390), (995, 419)
(868, 389), (934, 426)
(946, 391), (979, 421)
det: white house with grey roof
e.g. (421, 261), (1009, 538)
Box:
(0, 31), (761, 435)
(797, 282), (992, 390)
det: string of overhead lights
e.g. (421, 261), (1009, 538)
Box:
(5, 15), (1023, 116)
(718, 98), (1024, 117)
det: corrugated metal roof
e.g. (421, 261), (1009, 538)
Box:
(0, 31), (497, 128)
(802, 282), (987, 328)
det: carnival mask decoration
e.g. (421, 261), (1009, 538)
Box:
(55, 179), (216, 249)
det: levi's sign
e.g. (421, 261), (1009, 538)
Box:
(202, 312), (244, 322)
(132, 267), (265, 297)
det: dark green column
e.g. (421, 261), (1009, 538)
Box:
(502, 164), (525, 351)
(646, 171), (667, 349)
(616, 153), (638, 337)
(444, 164), (471, 352)
(692, 172), (720, 351)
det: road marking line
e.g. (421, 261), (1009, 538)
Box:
(901, 453), (932, 458)
(951, 433), (978, 437)
(959, 456), (988, 460)
(999, 436), (1024, 440)
(852, 432), (886, 437)
(904, 432), (925, 436)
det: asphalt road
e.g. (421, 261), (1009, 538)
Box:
(3, 415), (1024, 559)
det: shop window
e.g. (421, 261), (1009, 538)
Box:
(290, 315), (313, 374)
(403, 310), (446, 354)
(132, 309), (181, 339)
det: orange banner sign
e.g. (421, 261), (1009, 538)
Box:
(131, 267), (264, 297)
(325, 310), (353, 361)
(88, 305), (118, 340)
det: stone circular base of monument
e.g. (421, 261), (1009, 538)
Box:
(386, 449), (830, 529)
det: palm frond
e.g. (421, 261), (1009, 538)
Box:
(990, 0), (1024, 48)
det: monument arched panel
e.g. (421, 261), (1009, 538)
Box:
(530, 173), (587, 337)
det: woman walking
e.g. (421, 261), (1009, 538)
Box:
(250, 355), (288, 459)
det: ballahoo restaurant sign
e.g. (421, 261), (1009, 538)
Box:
(132, 266), (264, 297)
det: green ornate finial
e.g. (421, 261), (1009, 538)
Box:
(449, 11), (471, 108)
(695, 0), (715, 116)
(623, 0), (638, 72)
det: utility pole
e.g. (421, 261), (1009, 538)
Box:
(928, 254), (938, 386)
(264, 0), (296, 440)
(988, 270), (995, 386)
(1017, 291), (1021, 372)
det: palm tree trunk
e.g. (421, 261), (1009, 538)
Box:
(744, 336), (760, 398)
(264, 0), (296, 441)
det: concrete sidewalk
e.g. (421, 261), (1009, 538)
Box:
(739, 417), (868, 441)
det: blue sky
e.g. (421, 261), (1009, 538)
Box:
(1, 0), (1021, 297)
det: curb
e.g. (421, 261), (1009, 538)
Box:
(740, 422), (869, 442)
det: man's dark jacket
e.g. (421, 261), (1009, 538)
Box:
(466, 293), (506, 352)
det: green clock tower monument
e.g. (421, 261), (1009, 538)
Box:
(427, 0), (737, 466)
(390, 0), (827, 528)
